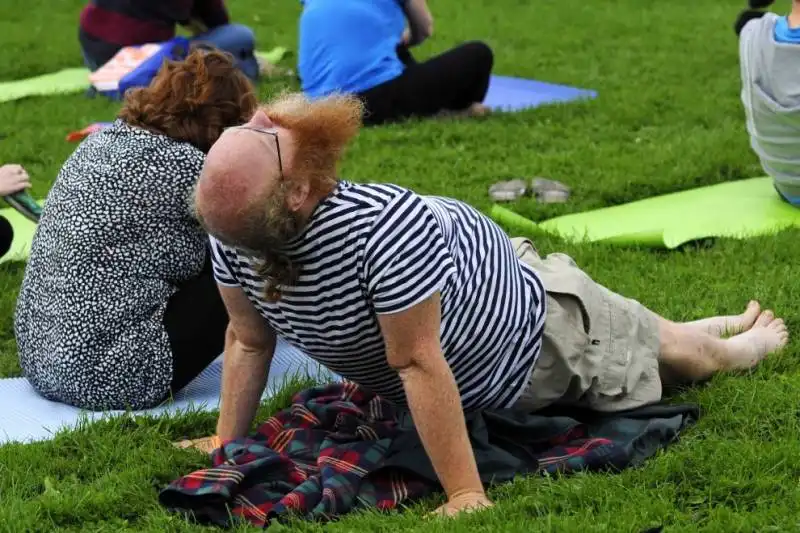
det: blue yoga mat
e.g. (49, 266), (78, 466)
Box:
(0, 338), (338, 444)
(483, 75), (597, 112)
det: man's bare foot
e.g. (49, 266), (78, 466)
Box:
(720, 311), (789, 370)
(685, 301), (761, 337)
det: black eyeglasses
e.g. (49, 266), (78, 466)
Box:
(226, 125), (283, 179)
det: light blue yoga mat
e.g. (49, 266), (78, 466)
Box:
(483, 75), (597, 112)
(0, 338), (338, 444)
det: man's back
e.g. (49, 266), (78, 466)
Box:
(298, 0), (406, 97)
(211, 181), (546, 410)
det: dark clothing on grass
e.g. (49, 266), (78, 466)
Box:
(164, 255), (229, 395)
(357, 41), (494, 126)
(0, 215), (11, 259)
(160, 382), (698, 528)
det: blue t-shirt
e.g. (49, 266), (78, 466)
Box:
(774, 16), (800, 44)
(298, 0), (407, 98)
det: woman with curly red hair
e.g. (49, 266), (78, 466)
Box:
(14, 49), (258, 410)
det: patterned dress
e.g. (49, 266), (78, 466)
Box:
(14, 120), (208, 410)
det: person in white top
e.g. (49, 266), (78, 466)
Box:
(191, 92), (789, 517)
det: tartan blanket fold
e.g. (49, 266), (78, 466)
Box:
(159, 382), (698, 528)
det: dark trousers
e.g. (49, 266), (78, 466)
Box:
(164, 252), (229, 394)
(357, 40), (494, 126)
(0, 216), (12, 259)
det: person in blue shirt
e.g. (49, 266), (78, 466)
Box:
(297, 0), (494, 126)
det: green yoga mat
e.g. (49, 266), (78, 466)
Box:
(0, 46), (288, 104)
(0, 68), (90, 104)
(491, 177), (800, 249)
(256, 46), (289, 65)
(0, 204), (39, 264)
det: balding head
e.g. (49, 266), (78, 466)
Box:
(193, 109), (287, 246)
(192, 92), (363, 296)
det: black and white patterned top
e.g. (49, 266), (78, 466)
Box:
(14, 120), (207, 410)
(212, 181), (547, 410)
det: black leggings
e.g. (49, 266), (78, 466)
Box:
(163, 253), (230, 393)
(0, 216), (12, 259)
(357, 40), (494, 126)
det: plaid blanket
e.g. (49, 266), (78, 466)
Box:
(159, 382), (698, 528)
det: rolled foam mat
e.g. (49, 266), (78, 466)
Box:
(491, 177), (800, 249)
(0, 338), (338, 444)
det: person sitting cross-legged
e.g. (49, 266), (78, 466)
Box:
(736, 0), (800, 205)
(79, 0), (263, 80)
(191, 92), (789, 517)
(15, 49), (257, 411)
(297, 0), (493, 125)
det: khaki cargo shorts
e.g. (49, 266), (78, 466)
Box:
(511, 238), (663, 413)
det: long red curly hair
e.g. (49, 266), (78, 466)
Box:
(118, 47), (257, 153)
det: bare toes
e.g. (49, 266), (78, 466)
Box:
(755, 311), (774, 327)
(743, 300), (761, 321)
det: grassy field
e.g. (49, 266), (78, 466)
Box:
(2, 0), (800, 531)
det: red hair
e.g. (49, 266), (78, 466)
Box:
(118, 48), (258, 153)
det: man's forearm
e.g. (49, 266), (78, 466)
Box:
(399, 358), (484, 499)
(216, 331), (273, 440)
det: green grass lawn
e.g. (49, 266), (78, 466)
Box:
(2, 0), (800, 531)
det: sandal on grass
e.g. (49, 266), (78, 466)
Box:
(531, 177), (570, 203)
(489, 178), (570, 203)
(488, 179), (529, 202)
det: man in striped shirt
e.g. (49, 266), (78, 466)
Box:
(192, 93), (788, 516)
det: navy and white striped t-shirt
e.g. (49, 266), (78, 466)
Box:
(210, 181), (546, 410)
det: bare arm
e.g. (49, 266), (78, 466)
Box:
(378, 293), (489, 513)
(401, 0), (434, 46)
(215, 285), (276, 440)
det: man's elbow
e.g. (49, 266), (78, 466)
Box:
(227, 324), (275, 356)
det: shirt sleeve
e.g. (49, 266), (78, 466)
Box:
(363, 191), (457, 315)
(209, 236), (240, 287)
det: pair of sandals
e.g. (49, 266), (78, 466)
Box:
(489, 178), (571, 203)
(735, 0), (776, 36)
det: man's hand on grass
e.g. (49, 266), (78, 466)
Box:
(431, 491), (494, 517)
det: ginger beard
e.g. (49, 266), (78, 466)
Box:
(215, 182), (304, 301)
